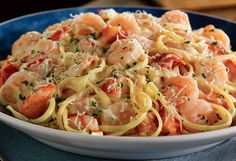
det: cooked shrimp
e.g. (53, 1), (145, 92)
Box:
(65, 54), (99, 77)
(100, 101), (136, 126)
(160, 10), (191, 31)
(98, 9), (118, 22)
(134, 11), (162, 40)
(201, 25), (230, 51)
(12, 31), (41, 56)
(6, 71), (39, 92)
(67, 96), (101, 132)
(68, 96), (99, 116)
(136, 112), (158, 136)
(72, 13), (106, 38)
(99, 25), (126, 45)
(43, 19), (73, 40)
(68, 114), (101, 132)
(159, 108), (180, 135)
(224, 59), (236, 82)
(101, 77), (124, 98)
(195, 58), (228, 87)
(163, 76), (199, 105)
(27, 54), (52, 78)
(108, 13), (140, 35)
(18, 83), (56, 119)
(107, 39), (143, 66)
(179, 99), (217, 125)
(34, 39), (60, 56)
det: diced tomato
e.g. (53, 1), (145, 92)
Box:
(225, 59), (236, 75)
(79, 29), (93, 36)
(150, 53), (185, 70)
(101, 25), (126, 44)
(136, 112), (158, 136)
(68, 114), (101, 132)
(206, 41), (227, 55)
(101, 78), (121, 96)
(51, 29), (63, 41)
(160, 54), (185, 69)
(159, 108), (181, 135)
(207, 92), (227, 108)
(27, 54), (48, 68)
(0, 60), (19, 85)
(18, 83), (56, 119)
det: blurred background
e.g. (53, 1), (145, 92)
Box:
(1, 0), (236, 22)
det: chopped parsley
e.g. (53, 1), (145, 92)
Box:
(113, 71), (120, 78)
(212, 41), (218, 45)
(202, 73), (206, 79)
(55, 96), (66, 102)
(121, 56), (124, 60)
(119, 82), (123, 88)
(102, 47), (109, 53)
(87, 129), (92, 134)
(70, 37), (78, 43)
(157, 92), (161, 96)
(134, 69), (138, 74)
(31, 50), (35, 54)
(21, 80), (29, 86)
(192, 73), (196, 77)
(200, 62), (205, 66)
(126, 96), (131, 99)
(125, 64), (131, 69)
(92, 108), (102, 118)
(209, 28), (215, 32)
(200, 115), (205, 120)
(23, 67), (29, 71)
(96, 79), (104, 84)
(75, 47), (80, 53)
(87, 33), (97, 40)
(184, 40), (191, 44)
(20, 59), (26, 63)
(91, 101), (97, 107)
(19, 94), (26, 100)
(219, 95), (225, 99)
(133, 62), (137, 66)
(122, 46), (128, 50)
(206, 120), (209, 124)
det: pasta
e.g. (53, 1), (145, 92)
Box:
(1, 9), (236, 136)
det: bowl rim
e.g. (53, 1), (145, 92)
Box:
(1, 111), (236, 144)
(0, 6), (236, 143)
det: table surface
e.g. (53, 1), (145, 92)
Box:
(1, 0), (236, 161)
(85, 0), (236, 22)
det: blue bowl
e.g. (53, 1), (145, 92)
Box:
(0, 6), (235, 59)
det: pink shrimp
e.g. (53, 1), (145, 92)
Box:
(100, 101), (136, 126)
(107, 39), (143, 66)
(72, 12), (106, 38)
(163, 76), (199, 105)
(224, 59), (236, 83)
(179, 99), (217, 125)
(194, 59), (228, 87)
(67, 96), (101, 132)
(202, 25), (230, 51)
(12, 31), (41, 56)
(108, 13), (140, 35)
(136, 112), (158, 136)
(160, 10), (191, 31)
